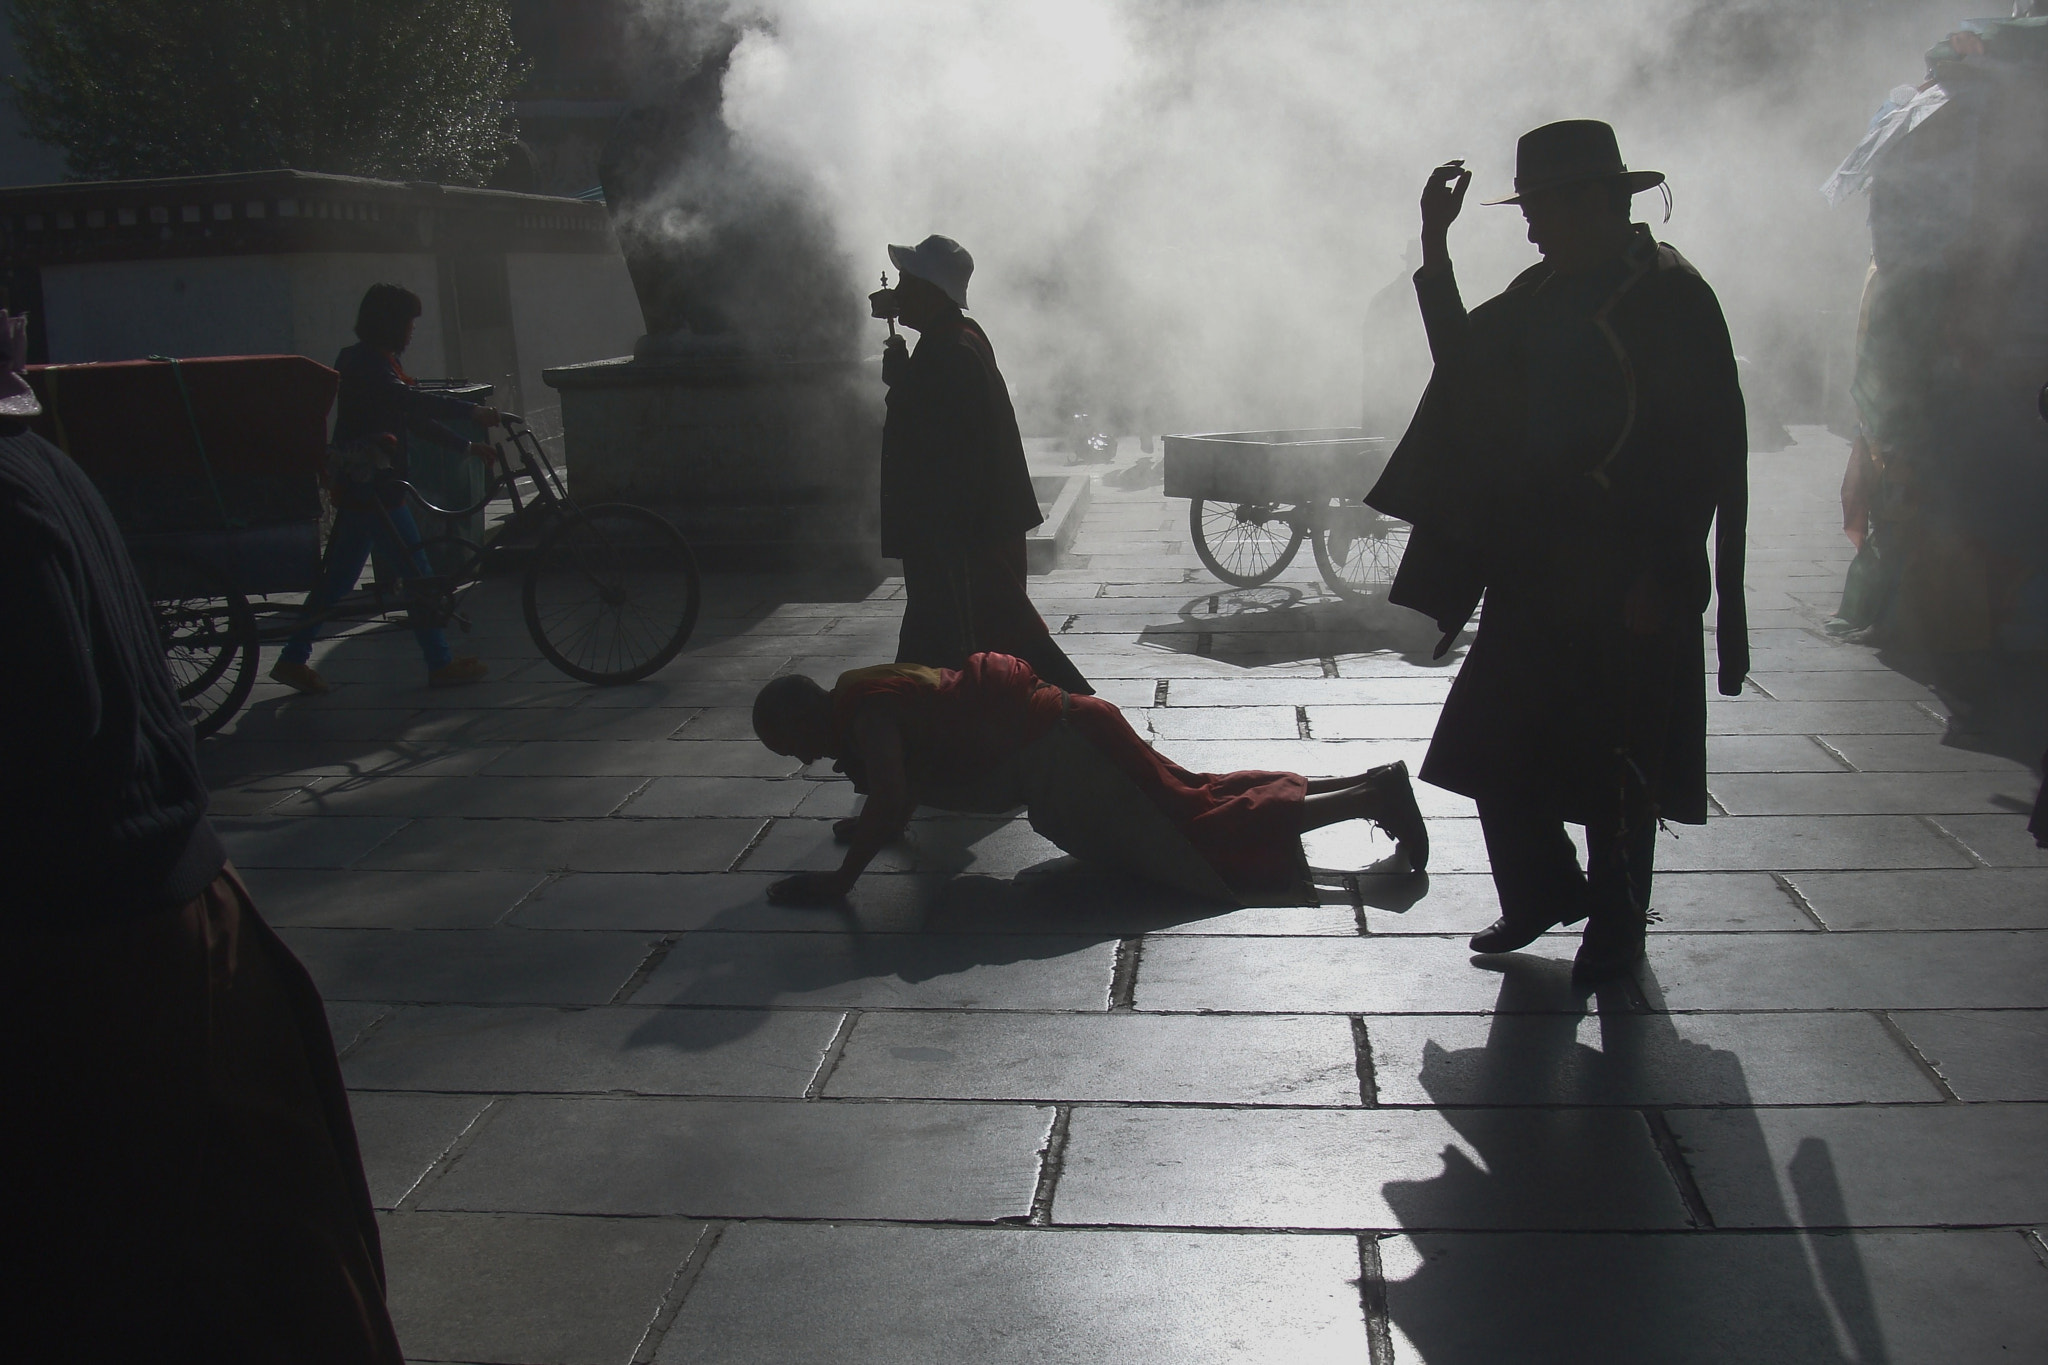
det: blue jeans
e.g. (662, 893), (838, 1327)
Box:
(281, 503), (453, 670)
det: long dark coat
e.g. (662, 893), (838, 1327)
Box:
(1366, 225), (1749, 825)
(878, 317), (1043, 560)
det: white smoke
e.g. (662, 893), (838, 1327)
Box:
(650, 0), (1957, 434)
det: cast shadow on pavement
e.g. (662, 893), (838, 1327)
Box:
(1136, 585), (1462, 669)
(1378, 954), (1885, 1364)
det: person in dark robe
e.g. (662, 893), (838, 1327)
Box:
(0, 312), (404, 1362)
(871, 235), (1092, 694)
(1365, 121), (1749, 985)
(750, 652), (1428, 907)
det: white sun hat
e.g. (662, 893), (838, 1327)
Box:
(887, 234), (973, 309)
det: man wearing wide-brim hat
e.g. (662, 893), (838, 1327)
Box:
(1366, 119), (1750, 986)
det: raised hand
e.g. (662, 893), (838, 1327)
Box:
(1421, 160), (1472, 240)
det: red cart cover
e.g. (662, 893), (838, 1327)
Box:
(26, 355), (337, 535)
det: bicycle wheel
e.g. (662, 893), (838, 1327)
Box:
(522, 503), (700, 684)
(1312, 499), (1411, 602)
(1189, 499), (1304, 587)
(132, 545), (258, 739)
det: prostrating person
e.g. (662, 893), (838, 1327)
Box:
(750, 652), (1427, 906)
(270, 282), (497, 695)
(0, 311), (404, 1362)
(1366, 121), (1749, 985)
(871, 235), (1093, 694)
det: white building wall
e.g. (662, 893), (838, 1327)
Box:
(40, 252), (450, 376)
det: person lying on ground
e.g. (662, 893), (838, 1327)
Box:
(750, 652), (1427, 907)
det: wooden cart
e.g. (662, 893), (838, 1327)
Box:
(1161, 427), (1409, 600)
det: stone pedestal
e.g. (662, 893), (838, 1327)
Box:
(543, 354), (883, 570)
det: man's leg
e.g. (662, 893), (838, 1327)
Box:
(1469, 793), (1590, 953)
(372, 503), (454, 671)
(1574, 802), (1658, 984)
(279, 509), (378, 667)
(896, 552), (973, 668)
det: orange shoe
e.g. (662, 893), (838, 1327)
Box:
(270, 659), (330, 695)
(428, 656), (489, 688)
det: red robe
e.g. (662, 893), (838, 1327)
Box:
(832, 653), (1307, 894)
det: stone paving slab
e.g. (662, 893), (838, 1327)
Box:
(1366, 1010), (1941, 1107)
(479, 739), (802, 778)
(632, 931), (1119, 1011)
(344, 1005), (841, 1097)
(1381, 1229), (2048, 1364)
(1818, 733), (2035, 772)
(1930, 814), (2048, 868)
(656, 1224), (1373, 1365)
(1709, 770), (2039, 816)
(1359, 871), (1813, 935)
(1135, 934), (1602, 1014)
(617, 775), (823, 818)
(242, 868), (545, 929)
(1888, 1011), (2048, 1101)
(348, 1092), (494, 1208)
(215, 814), (411, 868)
(1784, 869), (2048, 930)
(1055, 1106), (1688, 1230)
(381, 1212), (707, 1365)
(358, 816), (767, 873)
(1669, 1103), (2048, 1228)
(826, 1011), (1360, 1104)
(279, 928), (655, 1005)
(274, 774), (647, 818)
(418, 1096), (1050, 1221)
(1643, 931), (2048, 1011)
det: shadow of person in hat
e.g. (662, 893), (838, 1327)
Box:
(867, 235), (1093, 696)
(1364, 120), (1751, 988)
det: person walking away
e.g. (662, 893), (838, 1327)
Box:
(270, 282), (498, 694)
(0, 309), (404, 1363)
(871, 235), (1093, 694)
(1366, 121), (1750, 985)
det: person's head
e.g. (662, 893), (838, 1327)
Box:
(885, 235), (972, 332)
(751, 673), (835, 763)
(1518, 177), (1636, 274)
(354, 283), (423, 353)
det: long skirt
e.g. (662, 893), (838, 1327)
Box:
(897, 539), (1094, 694)
(4, 867), (404, 1364)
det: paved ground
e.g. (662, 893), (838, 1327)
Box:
(206, 428), (2048, 1364)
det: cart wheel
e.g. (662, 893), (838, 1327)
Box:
(1189, 499), (1305, 587)
(1312, 499), (1411, 602)
(132, 545), (257, 739)
(522, 503), (700, 684)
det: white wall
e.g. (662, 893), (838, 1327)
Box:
(506, 250), (642, 440)
(40, 252), (449, 375)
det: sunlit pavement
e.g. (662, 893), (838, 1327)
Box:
(204, 429), (2048, 1363)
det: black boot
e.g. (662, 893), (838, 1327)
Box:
(1367, 761), (1429, 873)
(1571, 910), (1648, 987)
(1468, 903), (1586, 954)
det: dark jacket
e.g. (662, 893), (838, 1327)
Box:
(0, 423), (224, 922)
(879, 318), (1043, 560)
(331, 342), (475, 510)
(1367, 226), (1749, 824)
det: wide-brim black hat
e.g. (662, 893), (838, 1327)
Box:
(1483, 118), (1665, 205)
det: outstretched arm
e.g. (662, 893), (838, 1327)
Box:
(768, 710), (916, 905)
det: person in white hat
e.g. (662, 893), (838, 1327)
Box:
(868, 235), (1092, 694)
(1364, 120), (1751, 986)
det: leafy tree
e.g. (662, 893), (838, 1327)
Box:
(6, 0), (527, 183)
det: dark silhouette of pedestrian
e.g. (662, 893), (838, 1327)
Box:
(1367, 121), (1750, 985)
(872, 235), (1092, 694)
(0, 309), (404, 1362)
